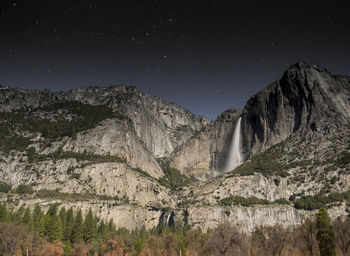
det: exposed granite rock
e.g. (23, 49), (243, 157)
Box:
(170, 109), (241, 178)
(1, 62), (350, 233)
(185, 204), (347, 232)
(61, 119), (163, 178)
(241, 62), (350, 156)
(64, 86), (208, 157)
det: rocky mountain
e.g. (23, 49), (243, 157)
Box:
(0, 62), (349, 232)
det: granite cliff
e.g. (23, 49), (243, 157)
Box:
(0, 62), (349, 232)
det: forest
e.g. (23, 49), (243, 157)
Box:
(0, 203), (349, 256)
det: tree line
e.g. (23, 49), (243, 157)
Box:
(0, 202), (350, 255)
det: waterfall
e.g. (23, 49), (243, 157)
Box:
(223, 117), (242, 172)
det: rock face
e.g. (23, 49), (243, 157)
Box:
(64, 86), (208, 157)
(0, 62), (350, 232)
(170, 63), (350, 177)
(61, 119), (163, 178)
(0, 86), (208, 158)
(170, 109), (242, 178)
(241, 62), (350, 157)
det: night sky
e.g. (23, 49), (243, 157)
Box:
(1, 1), (349, 120)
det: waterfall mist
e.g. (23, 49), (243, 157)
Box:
(223, 117), (242, 172)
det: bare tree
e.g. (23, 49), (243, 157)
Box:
(252, 224), (288, 256)
(333, 217), (350, 256)
(204, 221), (247, 256)
(0, 222), (27, 256)
(297, 218), (317, 256)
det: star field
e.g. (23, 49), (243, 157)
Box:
(0, 0), (349, 120)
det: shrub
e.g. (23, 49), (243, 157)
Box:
(70, 173), (81, 180)
(293, 191), (348, 210)
(220, 195), (270, 206)
(132, 167), (152, 178)
(157, 160), (196, 190)
(0, 101), (120, 142)
(15, 184), (34, 195)
(274, 198), (290, 205)
(0, 183), (12, 193)
(228, 149), (289, 177)
(335, 151), (350, 167)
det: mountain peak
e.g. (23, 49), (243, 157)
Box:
(286, 62), (330, 74)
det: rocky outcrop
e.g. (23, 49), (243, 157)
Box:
(170, 63), (350, 178)
(170, 109), (241, 178)
(241, 62), (350, 156)
(64, 86), (208, 157)
(60, 119), (163, 178)
(0, 86), (208, 158)
(185, 204), (347, 232)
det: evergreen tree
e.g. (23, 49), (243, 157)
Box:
(72, 209), (83, 243)
(134, 225), (148, 255)
(58, 207), (67, 231)
(316, 208), (336, 256)
(36, 215), (46, 236)
(33, 203), (43, 219)
(83, 208), (96, 242)
(22, 207), (31, 224)
(33, 203), (43, 230)
(22, 207), (34, 230)
(46, 203), (58, 217)
(11, 205), (25, 223)
(0, 203), (9, 222)
(63, 208), (74, 242)
(45, 214), (63, 242)
(98, 220), (108, 238)
(56, 217), (63, 241)
(108, 218), (116, 233)
(63, 241), (73, 256)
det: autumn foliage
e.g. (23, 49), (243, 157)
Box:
(0, 203), (349, 256)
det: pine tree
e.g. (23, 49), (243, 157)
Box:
(63, 241), (73, 256)
(63, 208), (74, 242)
(33, 204), (43, 227)
(0, 203), (9, 222)
(98, 220), (108, 238)
(134, 226), (148, 255)
(72, 209), (83, 243)
(22, 207), (30, 224)
(22, 207), (34, 230)
(12, 205), (25, 223)
(316, 208), (336, 256)
(59, 207), (67, 232)
(36, 215), (46, 236)
(45, 214), (63, 242)
(56, 217), (63, 241)
(83, 208), (96, 242)
(108, 218), (116, 233)
(46, 203), (58, 217)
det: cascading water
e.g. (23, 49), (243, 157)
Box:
(223, 117), (242, 172)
